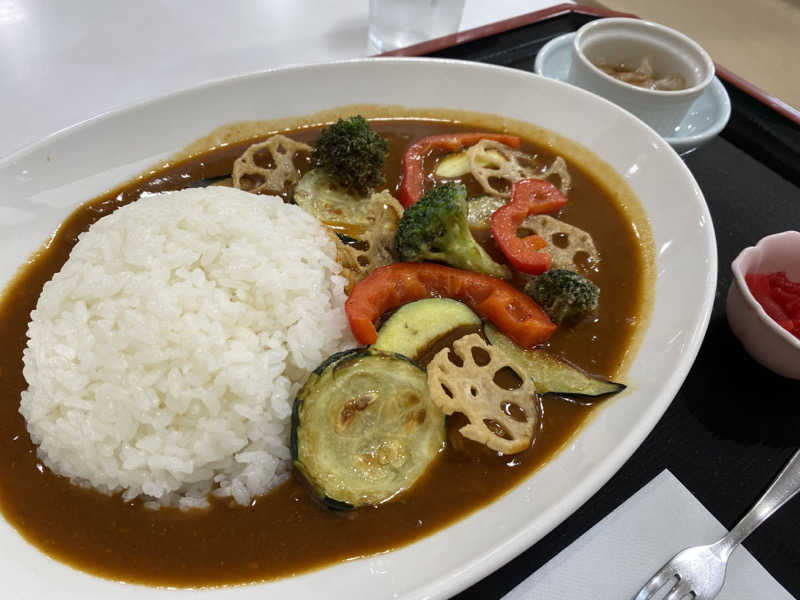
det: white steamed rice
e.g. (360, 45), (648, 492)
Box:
(19, 187), (354, 509)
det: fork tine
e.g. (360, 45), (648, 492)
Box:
(633, 564), (677, 600)
(664, 578), (692, 600)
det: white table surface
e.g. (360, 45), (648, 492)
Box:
(0, 0), (565, 159)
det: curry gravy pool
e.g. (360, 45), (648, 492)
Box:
(0, 111), (653, 586)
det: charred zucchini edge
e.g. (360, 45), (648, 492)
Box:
(484, 324), (626, 399)
(291, 349), (444, 510)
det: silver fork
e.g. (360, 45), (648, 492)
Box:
(634, 449), (800, 600)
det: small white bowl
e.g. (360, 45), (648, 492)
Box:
(727, 231), (800, 379)
(534, 32), (730, 154)
(567, 18), (716, 137)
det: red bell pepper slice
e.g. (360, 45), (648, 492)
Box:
(345, 262), (556, 349)
(397, 132), (522, 208)
(490, 178), (568, 275)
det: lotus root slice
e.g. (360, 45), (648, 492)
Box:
(466, 139), (572, 197)
(522, 214), (599, 272)
(232, 134), (311, 195)
(329, 191), (404, 292)
(427, 334), (538, 454)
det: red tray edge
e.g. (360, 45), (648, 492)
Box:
(379, 3), (800, 127)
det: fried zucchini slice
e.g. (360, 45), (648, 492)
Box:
(297, 171), (403, 287)
(291, 349), (445, 509)
(484, 324), (625, 399)
(434, 148), (506, 178)
(372, 298), (481, 360)
(294, 168), (372, 235)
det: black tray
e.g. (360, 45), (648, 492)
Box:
(388, 6), (800, 599)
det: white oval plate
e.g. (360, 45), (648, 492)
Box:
(0, 58), (716, 600)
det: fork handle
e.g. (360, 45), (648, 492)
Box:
(712, 449), (800, 560)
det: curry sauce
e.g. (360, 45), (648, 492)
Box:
(0, 118), (647, 586)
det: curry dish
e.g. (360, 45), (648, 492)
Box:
(0, 115), (650, 586)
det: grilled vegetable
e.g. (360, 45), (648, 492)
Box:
(398, 132), (522, 207)
(484, 324), (625, 399)
(312, 115), (388, 195)
(344, 262), (556, 349)
(372, 298), (481, 360)
(293, 168), (371, 236)
(394, 182), (510, 280)
(433, 148), (506, 178)
(524, 268), (599, 325)
(467, 196), (506, 230)
(427, 333), (539, 454)
(291, 349), (445, 509)
(490, 178), (568, 275)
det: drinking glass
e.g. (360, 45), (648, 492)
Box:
(368, 0), (466, 53)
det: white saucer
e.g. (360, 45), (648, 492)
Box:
(534, 32), (731, 154)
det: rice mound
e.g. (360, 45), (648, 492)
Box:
(19, 187), (354, 509)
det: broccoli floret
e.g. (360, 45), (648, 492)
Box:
(312, 115), (388, 195)
(524, 269), (599, 324)
(395, 183), (510, 279)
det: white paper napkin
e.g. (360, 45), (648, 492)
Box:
(502, 470), (795, 600)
